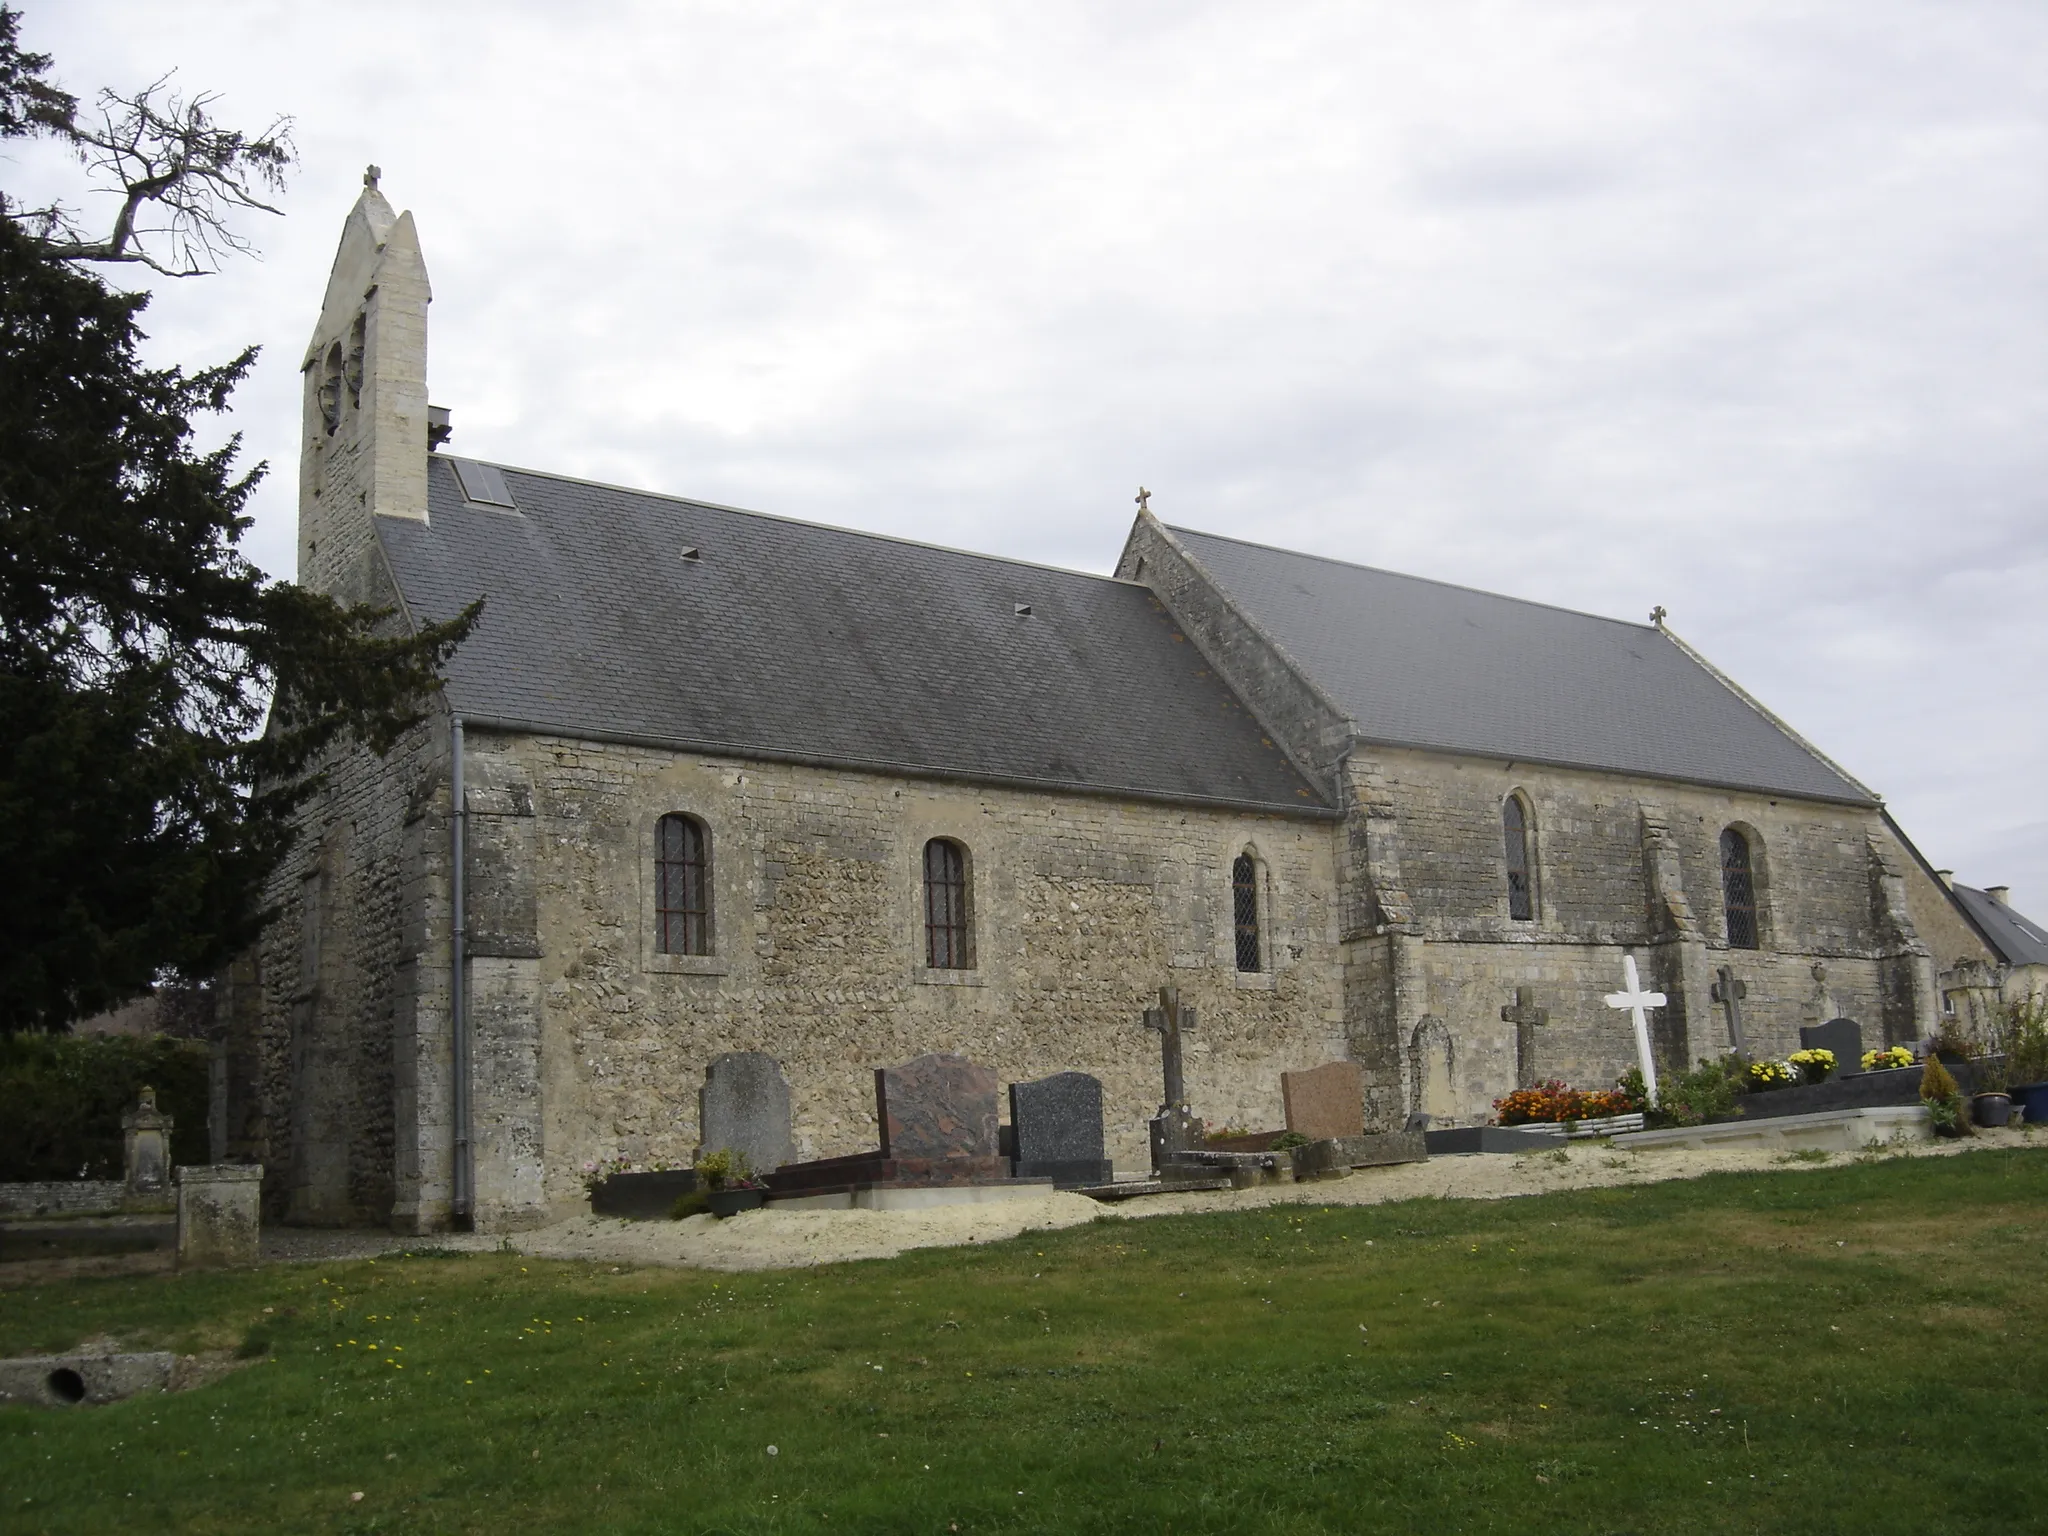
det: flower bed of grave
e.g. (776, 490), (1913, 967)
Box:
(1721, 1059), (1994, 1123)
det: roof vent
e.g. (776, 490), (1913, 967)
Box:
(1014, 603), (1032, 617)
(427, 405), (452, 451)
(680, 546), (702, 562)
(450, 458), (516, 510)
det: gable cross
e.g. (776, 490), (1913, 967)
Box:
(1604, 952), (1668, 1101)
(1143, 985), (1197, 1110)
(1711, 966), (1748, 1053)
(1135, 486), (1151, 514)
(1501, 986), (1549, 1089)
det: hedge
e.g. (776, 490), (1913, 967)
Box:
(0, 1032), (210, 1181)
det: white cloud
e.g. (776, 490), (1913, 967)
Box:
(12, 0), (2047, 912)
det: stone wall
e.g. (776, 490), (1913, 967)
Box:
(246, 699), (450, 1230)
(465, 730), (1344, 1224)
(1337, 746), (1933, 1126)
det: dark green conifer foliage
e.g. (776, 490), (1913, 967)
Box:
(0, 214), (474, 1030)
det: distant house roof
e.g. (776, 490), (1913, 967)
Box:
(375, 459), (1328, 815)
(1950, 884), (2048, 968)
(1165, 525), (1875, 805)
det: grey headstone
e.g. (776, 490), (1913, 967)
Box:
(1800, 1018), (1863, 1077)
(698, 1052), (793, 1177)
(1009, 1072), (1111, 1187)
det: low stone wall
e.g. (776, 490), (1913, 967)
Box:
(0, 1182), (124, 1217)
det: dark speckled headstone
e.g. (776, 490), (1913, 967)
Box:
(1009, 1072), (1112, 1187)
(1800, 1018), (1864, 1077)
(698, 1052), (792, 1176)
(876, 1053), (1000, 1160)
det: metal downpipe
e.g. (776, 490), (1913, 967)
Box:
(450, 714), (473, 1228)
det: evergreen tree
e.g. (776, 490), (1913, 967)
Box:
(0, 14), (474, 1029)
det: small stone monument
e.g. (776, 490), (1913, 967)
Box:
(121, 1086), (173, 1203)
(1142, 986), (1204, 1171)
(1500, 988), (1550, 1089)
(697, 1052), (792, 1176)
(1280, 1062), (1364, 1140)
(1712, 967), (1749, 1054)
(1009, 1072), (1111, 1187)
(175, 1164), (262, 1269)
(1800, 1018), (1863, 1077)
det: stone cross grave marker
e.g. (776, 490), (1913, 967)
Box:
(698, 1051), (792, 1178)
(1604, 953), (1668, 1102)
(1800, 1017), (1864, 1078)
(1009, 1072), (1112, 1187)
(1281, 1061), (1364, 1140)
(1500, 987), (1550, 1089)
(1711, 967), (1748, 1054)
(1143, 986), (1198, 1110)
(1143, 986), (1205, 1170)
(875, 1053), (1000, 1160)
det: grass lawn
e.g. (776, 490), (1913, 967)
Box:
(3, 1146), (2044, 1534)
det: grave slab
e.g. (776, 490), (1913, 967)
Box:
(1289, 1130), (1427, 1177)
(1281, 1062), (1365, 1140)
(1009, 1072), (1112, 1187)
(588, 1170), (697, 1219)
(1613, 1104), (1930, 1152)
(767, 1180), (1054, 1212)
(698, 1052), (793, 1176)
(1425, 1125), (1566, 1156)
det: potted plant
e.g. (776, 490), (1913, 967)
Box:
(2002, 994), (2048, 1127)
(695, 1148), (767, 1217)
(1921, 1055), (1967, 1139)
(1788, 1048), (1835, 1086)
(1746, 1059), (1794, 1093)
(1861, 1045), (1914, 1074)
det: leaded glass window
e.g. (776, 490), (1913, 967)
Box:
(924, 839), (971, 969)
(1721, 828), (1758, 950)
(1503, 796), (1534, 921)
(655, 814), (710, 955)
(1233, 853), (1262, 973)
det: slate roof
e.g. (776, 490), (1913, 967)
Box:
(1166, 525), (1874, 805)
(376, 459), (1327, 814)
(1950, 884), (2048, 968)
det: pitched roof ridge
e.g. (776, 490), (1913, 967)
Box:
(1165, 522), (1661, 633)
(457, 456), (1129, 587)
(1142, 515), (1357, 751)
(1655, 621), (1879, 804)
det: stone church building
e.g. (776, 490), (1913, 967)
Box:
(225, 176), (1993, 1232)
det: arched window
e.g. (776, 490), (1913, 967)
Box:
(655, 814), (711, 955)
(318, 341), (345, 434)
(1232, 853), (1262, 973)
(1720, 828), (1758, 950)
(923, 839), (971, 969)
(1502, 795), (1534, 921)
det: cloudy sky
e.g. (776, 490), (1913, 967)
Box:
(13, 2), (2047, 914)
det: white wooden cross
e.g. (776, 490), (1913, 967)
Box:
(1604, 952), (1667, 1102)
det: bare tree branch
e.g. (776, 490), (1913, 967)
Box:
(24, 75), (296, 276)
(0, 5), (297, 279)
